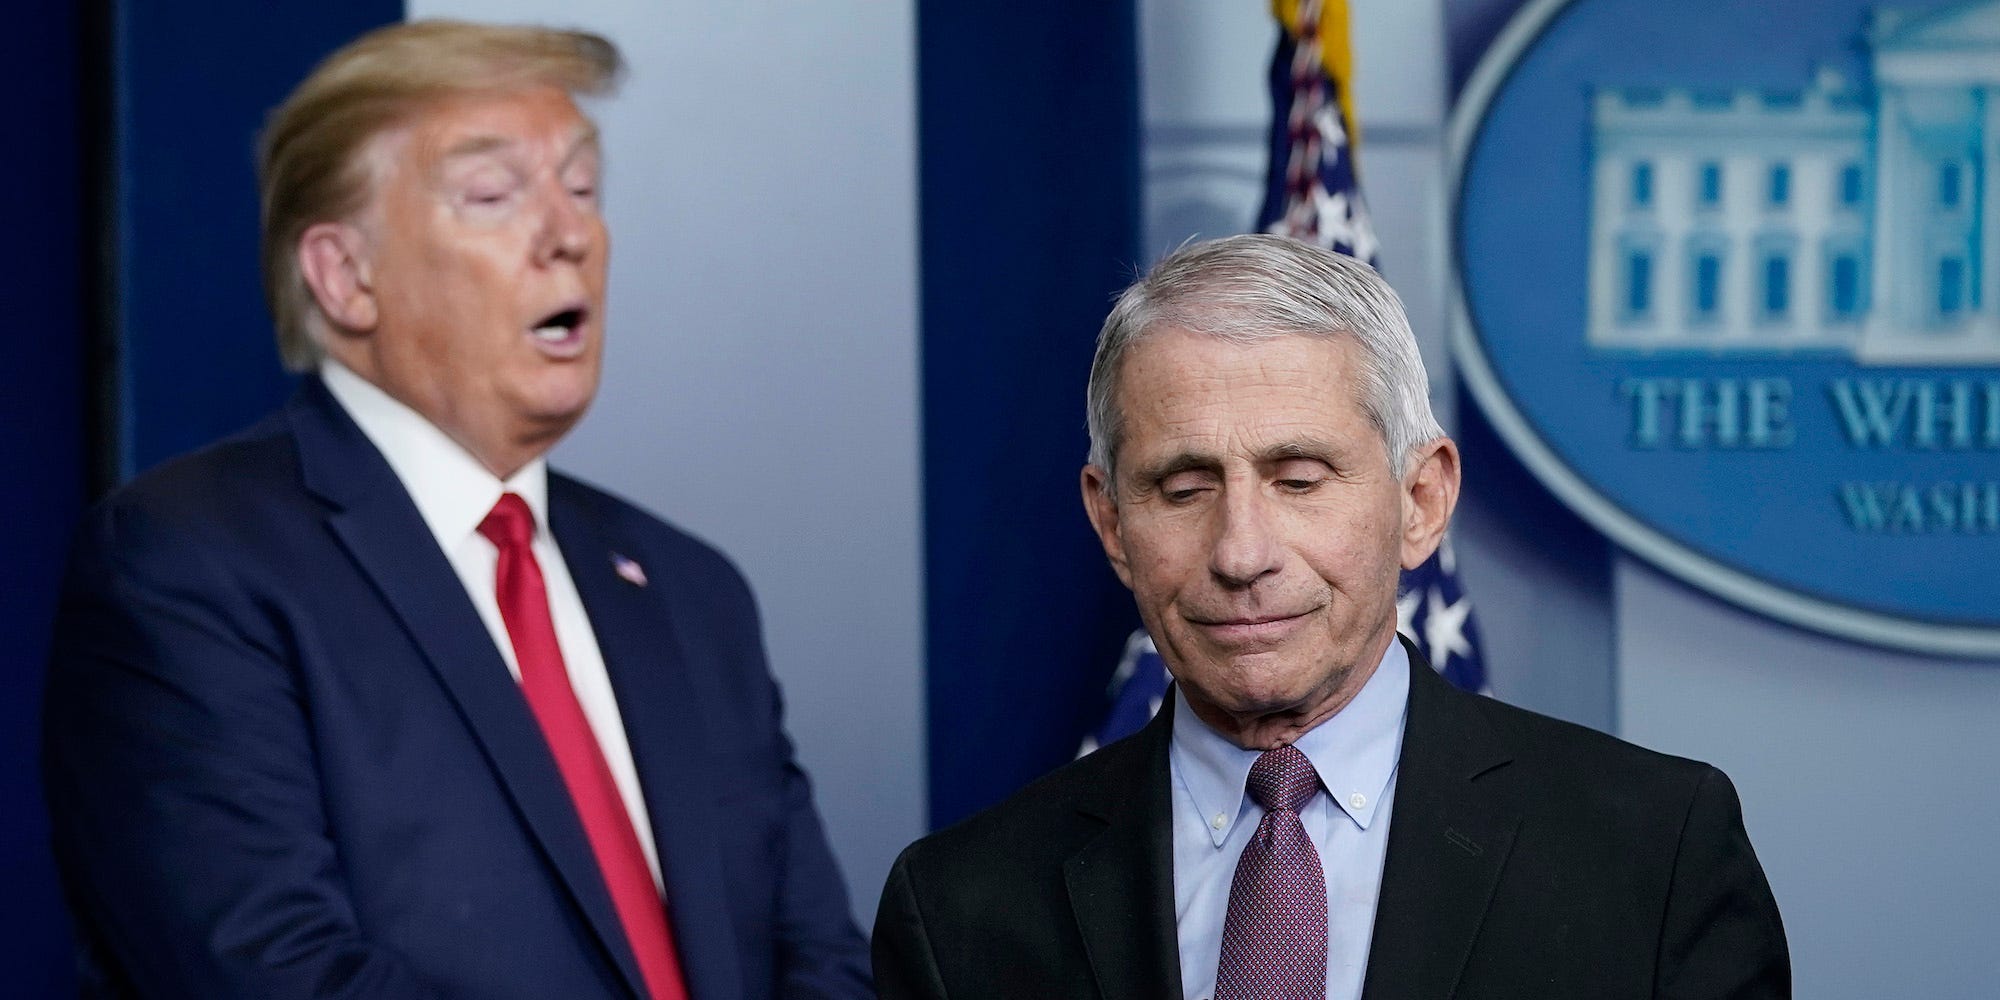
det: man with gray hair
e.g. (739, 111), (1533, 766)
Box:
(43, 20), (869, 999)
(874, 234), (1788, 999)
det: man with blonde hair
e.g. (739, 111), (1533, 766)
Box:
(43, 20), (870, 999)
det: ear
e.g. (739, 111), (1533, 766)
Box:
(296, 221), (378, 334)
(1080, 464), (1134, 589)
(1398, 436), (1462, 570)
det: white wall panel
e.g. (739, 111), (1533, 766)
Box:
(1617, 557), (2000, 1000)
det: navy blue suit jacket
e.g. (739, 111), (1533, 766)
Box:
(43, 376), (871, 999)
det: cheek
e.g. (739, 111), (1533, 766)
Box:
(1293, 511), (1401, 585)
(1310, 487), (1401, 538)
(1124, 547), (1182, 602)
(589, 221), (611, 274)
(1120, 514), (1206, 589)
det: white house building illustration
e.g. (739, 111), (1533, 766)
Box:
(1586, 0), (2000, 363)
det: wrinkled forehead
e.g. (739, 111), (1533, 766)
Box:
(1120, 323), (1364, 398)
(1118, 326), (1369, 418)
(1112, 326), (1381, 461)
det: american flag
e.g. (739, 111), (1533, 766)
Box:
(1084, 0), (1487, 755)
(1259, 0), (1379, 266)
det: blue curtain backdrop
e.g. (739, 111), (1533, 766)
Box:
(918, 2), (1146, 829)
(5, 2), (85, 992)
(115, 3), (400, 476)
(7, 4), (398, 993)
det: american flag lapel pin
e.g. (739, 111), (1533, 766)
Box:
(611, 553), (648, 587)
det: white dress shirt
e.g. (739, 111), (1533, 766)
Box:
(322, 361), (663, 891)
(1169, 638), (1410, 1000)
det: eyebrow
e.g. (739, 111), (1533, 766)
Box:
(560, 125), (602, 169)
(441, 134), (514, 161)
(440, 124), (602, 165)
(1260, 439), (1343, 465)
(1130, 451), (1220, 485)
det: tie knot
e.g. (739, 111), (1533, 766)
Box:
(1246, 745), (1319, 814)
(479, 493), (536, 551)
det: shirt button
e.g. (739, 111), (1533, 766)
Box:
(1349, 792), (1368, 810)
(1210, 813), (1226, 830)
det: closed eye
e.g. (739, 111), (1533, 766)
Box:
(1269, 454), (1335, 493)
(461, 179), (519, 207)
(452, 161), (524, 209)
(1158, 470), (1218, 504)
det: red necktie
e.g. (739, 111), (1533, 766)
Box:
(479, 493), (690, 1000)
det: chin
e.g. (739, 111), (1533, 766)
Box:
(1263, 654), (1359, 706)
(1194, 656), (1324, 716)
(520, 371), (600, 424)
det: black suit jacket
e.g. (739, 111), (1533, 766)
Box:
(43, 376), (871, 999)
(874, 641), (1789, 999)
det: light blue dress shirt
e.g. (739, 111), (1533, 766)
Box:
(1169, 639), (1410, 1000)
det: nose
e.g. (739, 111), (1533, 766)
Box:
(1209, 482), (1283, 588)
(534, 179), (596, 266)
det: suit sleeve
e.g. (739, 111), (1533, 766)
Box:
(41, 503), (439, 999)
(871, 850), (949, 1000)
(687, 542), (873, 999)
(1654, 765), (1791, 1000)
(765, 682), (876, 999)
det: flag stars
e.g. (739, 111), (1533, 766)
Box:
(1312, 102), (1349, 150)
(1423, 585), (1475, 672)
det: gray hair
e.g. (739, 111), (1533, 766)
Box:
(1085, 233), (1443, 484)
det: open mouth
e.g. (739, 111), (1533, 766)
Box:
(530, 306), (588, 345)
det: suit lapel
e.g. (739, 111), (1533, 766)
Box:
(1063, 698), (1182, 1000)
(552, 484), (742, 1000)
(289, 380), (649, 1000)
(1360, 639), (1519, 1000)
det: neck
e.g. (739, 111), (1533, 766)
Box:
(463, 438), (542, 482)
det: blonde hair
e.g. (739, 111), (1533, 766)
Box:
(257, 20), (622, 371)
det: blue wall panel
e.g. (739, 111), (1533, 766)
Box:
(117, 2), (400, 475)
(4, 1), (85, 992)
(918, 2), (1145, 828)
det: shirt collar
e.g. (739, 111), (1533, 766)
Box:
(320, 360), (550, 549)
(1171, 636), (1410, 848)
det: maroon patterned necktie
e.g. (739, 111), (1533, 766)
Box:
(1213, 744), (1328, 1000)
